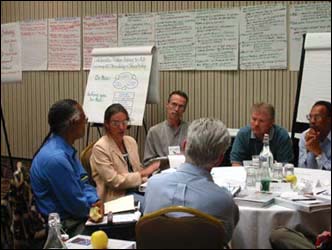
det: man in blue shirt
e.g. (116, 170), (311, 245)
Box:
(298, 101), (331, 170)
(30, 99), (101, 236)
(231, 103), (293, 166)
(144, 118), (239, 243)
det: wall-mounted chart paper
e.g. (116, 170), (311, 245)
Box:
(289, 3), (331, 71)
(195, 8), (239, 70)
(1, 22), (22, 83)
(83, 15), (117, 70)
(48, 17), (81, 71)
(156, 11), (195, 70)
(21, 19), (48, 71)
(83, 46), (158, 126)
(240, 4), (287, 70)
(118, 13), (155, 47)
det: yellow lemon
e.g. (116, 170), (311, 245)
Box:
(285, 175), (297, 185)
(91, 230), (108, 249)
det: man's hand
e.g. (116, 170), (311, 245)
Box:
(315, 231), (331, 248)
(89, 200), (104, 223)
(305, 129), (322, 156)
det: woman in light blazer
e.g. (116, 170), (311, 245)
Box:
(90, 103), (159, 203)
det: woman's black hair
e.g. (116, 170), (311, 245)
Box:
(33, 99), (79, 158)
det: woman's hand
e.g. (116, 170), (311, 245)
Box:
(140, 160), (160, 178)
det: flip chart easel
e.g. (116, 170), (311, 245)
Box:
(292, 32), (331, 138)
(291, 32), (331, 164)
(83, 46), (159, 145)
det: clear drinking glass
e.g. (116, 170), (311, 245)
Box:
(272, 162), (283, 181)
(252, 155), (261, 182)
(284, 163), (294, 177)
(252, 155), (260, 163)
(245, 166), (256, 190)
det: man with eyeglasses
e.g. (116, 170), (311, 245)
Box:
(299, 101), (331, 170)
(143, 90), (189, 166)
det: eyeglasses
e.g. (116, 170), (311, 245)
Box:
(306, 114), (327, 121)
(169, 102), (186, 111)
(110, 120), (130, 127)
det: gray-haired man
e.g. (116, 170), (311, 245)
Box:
(144, 118), (239, 243)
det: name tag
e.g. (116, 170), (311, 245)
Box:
(168, 146), (181, 155)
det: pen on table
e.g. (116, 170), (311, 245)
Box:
(316, 190), (327, 195)
(291, 198), (316, 201)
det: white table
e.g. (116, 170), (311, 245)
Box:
(212, 167), (331, 249)
(66, 234), (136, 249)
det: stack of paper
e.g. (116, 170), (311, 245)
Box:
(275, 192), (331, 213)
(112, 211), (141, 224)
(104, 195), (135, 214)
(234, 191), (278, 208)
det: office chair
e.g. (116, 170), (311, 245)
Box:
(80, 141), (97, 186)
(136, 206), (229, 249)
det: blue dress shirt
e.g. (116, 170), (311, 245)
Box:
(298, 130), (331, 170)
(144, 163), (239, 243)
(30, 135), (99, 220)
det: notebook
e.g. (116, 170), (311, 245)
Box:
(104, 195), (135, 214)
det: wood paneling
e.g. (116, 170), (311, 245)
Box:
(1, 1), (320, 159)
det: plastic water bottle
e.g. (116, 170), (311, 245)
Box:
(259, 133), (274, 171)
(43, 213), (67, 249)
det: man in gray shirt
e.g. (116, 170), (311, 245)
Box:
(143, 90), (189, 165)
(144, 118), (239, 243)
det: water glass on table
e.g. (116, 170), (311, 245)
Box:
(252, 155), (261, 181)
(260, 179), (271, 192)
(245, 166), (256, 190)
(284, 163), (294, 177)
(272, 162), (283, 182)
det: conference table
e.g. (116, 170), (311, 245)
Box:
(66, 235), (136, 249)
(211, 166), (331, 249)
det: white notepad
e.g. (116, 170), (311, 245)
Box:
(104, 195), (135, 214)
(112, 211), (141, 224)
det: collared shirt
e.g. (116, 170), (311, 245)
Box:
(30, 135), (99, 220)
(143, 120), (188, 164)
(144, 163), (239, 243)
(230, 125), (294, 165)
(298, 130), (331, 170)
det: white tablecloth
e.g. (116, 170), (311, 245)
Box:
(66, 235), (136, 249)
(212, 167), (331, 249)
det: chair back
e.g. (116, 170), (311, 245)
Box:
(80, 141), (97, 186)
(136, 206), (228, 249)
